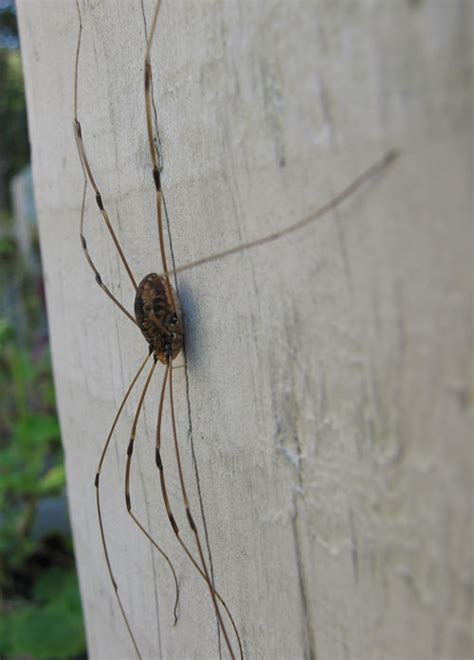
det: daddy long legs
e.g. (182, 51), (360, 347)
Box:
(72, 0), (398, 657)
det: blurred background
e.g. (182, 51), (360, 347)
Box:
(0, 1), (86, 657)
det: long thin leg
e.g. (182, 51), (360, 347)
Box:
(73, 6), (136, 325)
(74, 0), (138, 295)
(155, 363), (243, 660)
(143, 0), (176, 312)
(94, 353), (179, 658)
(94, 353), (149, 659)
(160, 149), (399, 278)
(122, 357), (181, 620)
(94, 352), (179, 659)
(168, 363), (239, 658)
(121, 359), (182, 637)
(126, 361), (243, 658)
(78, 177), (138, 326)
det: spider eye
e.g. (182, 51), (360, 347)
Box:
(170, 314), (178, 325)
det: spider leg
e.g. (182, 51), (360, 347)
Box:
(156, 362), (244, 660)
(123, 357), (180, 631)
(74, 0), (139, 325)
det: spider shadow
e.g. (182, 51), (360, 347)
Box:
(174, 280), (200, 371)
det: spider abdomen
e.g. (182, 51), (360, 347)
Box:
(134, 273), (183, 364)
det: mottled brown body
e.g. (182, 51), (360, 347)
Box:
(134, 273), (183, 364)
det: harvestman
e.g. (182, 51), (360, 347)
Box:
(72, 0), (398, 657)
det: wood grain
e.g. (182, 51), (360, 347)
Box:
(17, 1), (472, 658)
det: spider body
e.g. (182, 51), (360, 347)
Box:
(134, 273), (183, 364)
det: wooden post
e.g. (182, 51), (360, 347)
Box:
(17, 1), (472, 658)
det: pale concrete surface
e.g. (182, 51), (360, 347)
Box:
(17, 1), (472, 658)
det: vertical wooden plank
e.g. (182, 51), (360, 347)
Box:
(17, 1), (472, 658)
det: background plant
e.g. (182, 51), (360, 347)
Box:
(0, 2), (86, 658)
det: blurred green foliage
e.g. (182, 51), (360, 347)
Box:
(0, 328), (61, 569)
(0, 0), (29, 208)
(0, 47), (29, 184)
(0, 5), (86, 657)
(0, 309), (86, 659)
(0, 568), (85, 659)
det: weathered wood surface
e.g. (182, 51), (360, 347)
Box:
(17, 1), (472, 658)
